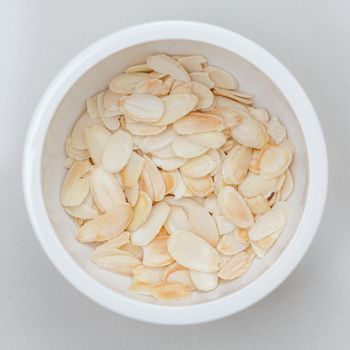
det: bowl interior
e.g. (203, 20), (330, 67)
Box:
(42, 39), (308, 305)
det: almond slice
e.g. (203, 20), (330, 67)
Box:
(216, 232), (249, 256)
(120, 242), (144, 259)
(101, 115), (120, 131)
(172, 136), (209, 159)
(214, 215), (237, 235)
(218, 249), (254, 280)
(152, 282), (189, 301)
(187, 131), (226, 149)
(182, 175), (214, 197)
(131, 202), (170, 246)
(76, 203), (133, 242)
(134, 79), (169, 96)
(173, 112), (225, 134)
(119, 94), (164, 123)
(147, 54), (190, 82)
(135, 126), (176, 153)
(180, 153), (217, 178)
(204, 66), (238, 90)
(168, 169), (186, 199)
(127, 191), (152, 231)
(138, 168), (153, 201)
(280, 169), (294, 201)
(190, 271), (217, 291)
(160, 171), (177, 194)
(190, 72), (215, 89)
(129, 282), (153, 296)
(86, 95), (100, 119)
(246, 196), (271, 215)
(152, 145), (177, 159)
(103, 89), (122, 114)
(101, 129), (133, 172)
(124, 118), (166, 136)
(167, 231), (219, 272)
(84, 124), (111, 164)
(188, 206), (219, 246)
(163, 196), (202, 210)
(151, 156), (187, 171)
(60, 160), (90, 206)
(217, 186), (254, 228)
(248, 209), (286, 241)
(143, 156), (166, 202)
(166, 269), (196, 291)
(125, 183), (139, 206)
(64, 193), (99, 220)
(208, 108), (240, 128)
(65, 136), (90, 160)
(89, 166), (125, 212)
(71, 112), (93, 150)
(120, 151), (145, 187)
(109, 73), (150, 94)
(238, 174), (281, 198)
(231, 115), (269, 149)
(164, 206), (190, 234)
(95, 232), (131, 252)
(191, 81), (214, 110)
(124, 64), (152, 73)
(214, 88), (253, 105)
(171, 82), (192, 94)
(249, 107), (270, 125)
(215, 96), (248, 112)
(259, 144), (292, 178)
(177, 55), (207, 72)
(143, 236), (174, 267)
(154, 93), (198, 126)
(204, 193), (220, 214)
(132, 265), (164, 284)
(222, 145), (252, 185)
(267, 117), (286, 143)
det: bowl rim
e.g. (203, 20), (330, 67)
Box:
(22, 20), (328, 325)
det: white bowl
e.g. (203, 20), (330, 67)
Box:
(23, 21), (328, 325)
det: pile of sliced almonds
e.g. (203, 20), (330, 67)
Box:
(61, 53), (295, 302)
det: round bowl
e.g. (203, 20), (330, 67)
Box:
(23, 21), (328, 325)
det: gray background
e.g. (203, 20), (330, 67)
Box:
(1, 0), (349, 349)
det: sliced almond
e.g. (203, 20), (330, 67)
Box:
(95, 231), (130, 252)
(249, 149), (261, 174)
(120, 151), (145, 187)
(103, 89), (122, 114)
(180, 153), (217, 178)
(138, 168), (154, 201)
(147, 54), (190, 82)
(132, 265), (164, 284)
(86, 95), (100, 119)
(231, 115), (269, 149)
(120, 242), (144, 259)
(168, 169), (186, 199)
(125, 183), (139, 207)
(204, 66), (238, 90)
(167, 269), (195, 291)
(65, 136), (90, 160)
(280, 169), (294, 201)
(109, 73), (150, 94)
(64, 193), (99, 220)
(129, 282), (153, 296)
(188, 206), (219, 246)
(160, 171), (177, 195)
(191, 81), (214, 110)
(215, 96), (248, 112)
(177, 55), (207, 72)
(249, 107), (269, 125)
(267, 117), (286, 143)
(76, 203), (133, 242)
(167, 231), (219, 272)
(171, 82), (192, 94)
(214, 215), (237, 235)
(124, 118), (166, 136)
(204, 193), (220, 214)
(60, 160), (90, 206)
(182, 175), (214, 197)
(163, 196), (201, 210)
(152, 145), (177, 159)
(119, 94), (164, 123)
(190, 72), (215, 89)
(238, 174), (281, 198)
(84, 124), (111, 164)
(164, 206), (190, 234)
(155, 93), (198, 126)
(89, 166), (125, 212)
(216, 232), (249, 256)
(190, 271), (218, 291)
(135, 126), (176, 153)
(187, 131), (226, 149)
(143, 156), (166, 202)
(213, 88), (253, 105)
(151, 156), (187, 171)
(134, 79), (169, 96)
(64, 157), (74, 169)
(246, 196), (271, 215)
(143, 236), (174, 267)
(222, 145), (252, 185)
(218, 249), (254, 280)
(259, 144), (292, 178)
(151, 282), (189, 301)
(124, 63), (152, 73)
(101, 129), (133, 173)
(173, 112), (224, 135)
(131, 202), (170, 246)
(172, 135), (208, 159)
(208, 108), (240, 128)
(101, 115), (120, 131)
(217, 186), (254, 228)
(213, 167), (225, 195)
(162, 75), (175, 90)
(127, 191), (152, 231)
(71, 112), (93, 150)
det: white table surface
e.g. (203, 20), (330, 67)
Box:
(1, 0), (349, 348)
